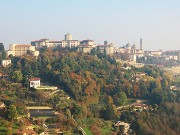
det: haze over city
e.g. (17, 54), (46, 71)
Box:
(0, 0), (180, 51)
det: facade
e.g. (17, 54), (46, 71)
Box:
(7, 44), (39, 57)
(80, 40), (95, 45)
(78, 44), (95, 53)
(31, 39), (62, 48)
(165, 55), (178, 61)
(129, 54), (137, 62)
(31, 33), (80, 48)
(61, 33), (80, 48)
(64, 33), (73, 40)
(144, 50), (162, 56)
(31, 38), (50, 48)
(29, 78), (41, 88)
(61, 40), (80, 48)
(1, 60), (11, 67)
(78, 40), (96, 53)
(96, 43), (114, 55)
(133, 104), (148, 111)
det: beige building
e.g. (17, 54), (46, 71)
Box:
(97, 43), (114, 55)
(65, 33), (73, 40)
(78, 44), (95, 53)
(78, 40), (96, 53)
(7, 44), (39, 57)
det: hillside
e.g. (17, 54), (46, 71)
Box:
(0, 49), (179, 134)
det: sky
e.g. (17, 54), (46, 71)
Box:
(0, 0), (180, 51)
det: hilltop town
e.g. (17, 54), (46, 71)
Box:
(3, 33), (180, 65)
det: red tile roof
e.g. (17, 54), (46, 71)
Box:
(29, 78), (40, 81)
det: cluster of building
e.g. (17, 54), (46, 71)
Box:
(31, 33), (115, 55)
(0, 33), (179, 65)
(4, 33), (142, 58)
(144, 50), (180, 61)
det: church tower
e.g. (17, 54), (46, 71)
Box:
(140, 38), (143, 50)
(65, 33), (72, 40)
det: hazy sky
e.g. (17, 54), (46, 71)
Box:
(0, 0), (180, 50)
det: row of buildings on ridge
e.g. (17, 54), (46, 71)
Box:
(1, 33), (180, 63)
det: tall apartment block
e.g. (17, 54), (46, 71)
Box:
(7, 44), (39, 57)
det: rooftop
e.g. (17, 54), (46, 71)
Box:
(29, 78), (41, 81)
(15, 44), (32, 47)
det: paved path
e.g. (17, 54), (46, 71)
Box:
(27, 106), (53, 110)
(117, 100), (146, 110)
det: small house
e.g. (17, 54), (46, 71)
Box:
(29, 78), (40, 88)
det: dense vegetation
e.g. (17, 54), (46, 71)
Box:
(0, 47), (179, 134)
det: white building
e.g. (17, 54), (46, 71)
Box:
(129, 54), (137, 62)
(61, 33), (80, 48)
(31, 39), (62, 48)
(7, 44), (39, 57)
(165, 55), (178, 61)
(61, 40), (80, 48)
(1, 60), (11, 67)
(31, 33), (80, 48)
(29, 78), (41, 88)
(144, 50), (162, 56)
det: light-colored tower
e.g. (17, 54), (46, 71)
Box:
(132, 43), (136, 53)
(65, 33), (72, 40)
(178, 52), (180, 62)
(104, 41), (109, 45)
(140, 38), (143, 50)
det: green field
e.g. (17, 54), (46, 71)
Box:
(84, 128), (93, 135)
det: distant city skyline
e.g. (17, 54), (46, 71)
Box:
(0, 0), (180, 51)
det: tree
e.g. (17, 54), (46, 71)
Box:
(72, 104), (83, 118)
(65, 109), (72, 119)
(0, 43), (6, 59)
(116, 92), (127, 106)
(139, 80), (148, 98)
(7, 105), (17, 122)
(104, 103), (116, 120)
(161, 79), (168, 90)
(11, 70), (23, 83)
